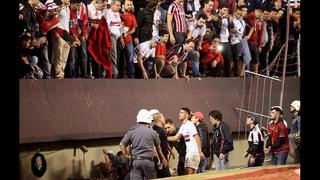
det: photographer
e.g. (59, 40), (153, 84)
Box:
(200, 36), (224, 77)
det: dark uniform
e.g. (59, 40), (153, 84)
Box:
(120, 124), (160, 180)
(195, 121), (210, 172)
(153, 125), (171, 178)
(246, 124), (265, 167)
(168, 127), (186, 176)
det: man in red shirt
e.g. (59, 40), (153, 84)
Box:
(245, 7), (264, 75)
(265, 106), (289, 165)
(66, 0), (82, 78)
(200, 36), (224, 77)
(120, 0), (137, 78)
(155, 30), (169, 79)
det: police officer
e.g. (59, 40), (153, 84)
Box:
(289, 100), (301, 163)
(119, 109), (168, 180)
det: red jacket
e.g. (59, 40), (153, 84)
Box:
(87, 17), (113, 78)
(79, 2), (88, 38)
(245, 12), (264, 48)
(268, 119), (289, 153)
(201, 41), (223, 65)
(69, 9), (80, 38)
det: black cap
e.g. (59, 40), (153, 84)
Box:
(270, 106), (283, 114)
(246, 113), (260, 124)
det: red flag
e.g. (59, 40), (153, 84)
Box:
(87, 17), (113, 78)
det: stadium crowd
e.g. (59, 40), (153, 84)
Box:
(18, 0), (300, 79)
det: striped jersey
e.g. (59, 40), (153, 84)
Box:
(165, 44), (188, 65)
(167, 2), (187, 33)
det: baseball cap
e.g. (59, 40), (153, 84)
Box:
(152, 36), (161, 43)
(192, 111), (204, 121)
(270, 106), (283, 114)
(246, 113), (259, 124)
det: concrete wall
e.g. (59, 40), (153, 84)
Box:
(20, 77), (300, 144)
(19, 134), (295, 180)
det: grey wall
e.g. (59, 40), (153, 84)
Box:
(20, 77), (300, 144)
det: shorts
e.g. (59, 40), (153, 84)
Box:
(184, 152), (200, 170)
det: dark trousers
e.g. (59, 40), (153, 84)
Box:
(65, 40), (88, 78)
(286, 40), (298, 76)
(76, 38), (88, 77)
(247, 154), (264, 167)
(220, 42), (232, 77)
(130, 159), (156, 180)
(231, 43), (241, 77)
(39, 43), (52, 78)
(259, 45), (269, 74)
(177, 156), (185, 176)
(174, 31), (187, 44)
(65, 47), (77, 78)
(271, 152), (288, 165)
(200, 61), (224, 77)
(157, 165), (171, 178)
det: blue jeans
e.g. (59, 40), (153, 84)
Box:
(197, 157), (208, 173)
(29, 56), (43, 79)
(271, 152), (288, 165)
(187, 49), (200, 76)
(123, 42), (135, 78)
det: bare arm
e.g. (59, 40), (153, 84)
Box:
(125, 27), (136, 37)
(167, 14), (175, 45)
(167, 14), (174, 38)
(156, 145), (168, 168)
(137, 53), (148, 79)
(245, 27), (254, 40)
(187, 30), (193, 40)
(167, 133), (182, 141)
(197, 36), (204, 51)
(194, 134), (202, 154)
(119, 143), (129, 156)
(167, 144), (175, 160)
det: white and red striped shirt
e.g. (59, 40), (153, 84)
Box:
(104, 8), (122, 39)
(165, 44), (188, 65)
(167, 1), (187, 33)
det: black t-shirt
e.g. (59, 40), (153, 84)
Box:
(153, 125), (169, 158)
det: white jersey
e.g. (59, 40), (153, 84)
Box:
(188, 21), (206, 41)
(133, 41), (155, 63)
(248, 124), (263, 144)
(87, 3), (103, 20)
(152, 8), (161, 37)
(104, 9), (122, 39)
(178, 120), (199, 154)
(230, 17), (245, 45)
(57, 5), (70, 32)
(220, 17), (230, 43)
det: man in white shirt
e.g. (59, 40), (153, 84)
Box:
(133, 37), (162, 79)
(218, 5), (232, 77)
(167, 107), (205, 175)
(51, 0), (71, 78)
(104, 0), (123, 78)
(230, 8), (246, 77)
(87, 0), (105, 78)
(186, 13), (207, 77)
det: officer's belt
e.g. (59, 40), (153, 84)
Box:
(132, 156), (154, 161)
